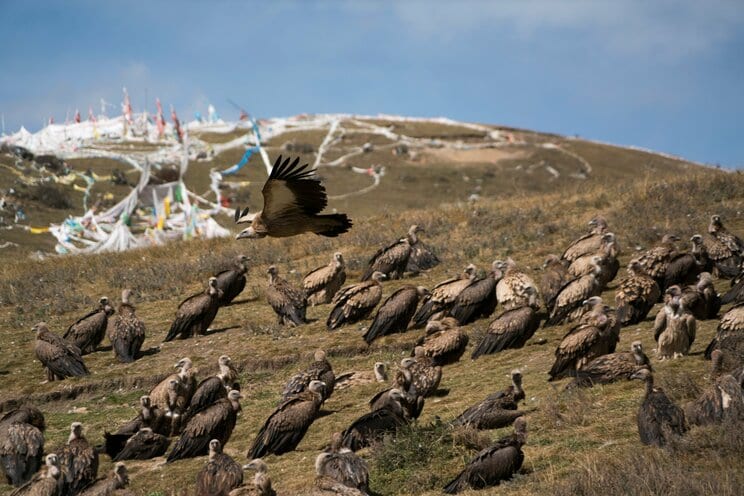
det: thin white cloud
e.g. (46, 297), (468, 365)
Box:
(392, 0), (744, 61)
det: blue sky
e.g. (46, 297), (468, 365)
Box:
(1, 1), (742, 167)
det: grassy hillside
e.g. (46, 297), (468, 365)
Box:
(1, 119), (742, 495)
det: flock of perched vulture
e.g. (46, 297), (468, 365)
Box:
(3, 156), (744, 495)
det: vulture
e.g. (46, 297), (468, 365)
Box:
(0, 408), (45, 487)
(703, 214), (743, 278)
(9, 454), (62, 496)
(614, 261), (661, 326)
(540, 254), (569, 313)
(545, 257), (603, 327)
(167, 389), (243, 463)
(248, 380), (325, 459)
(451, 370), (528, 429)
(102, 396), (169, 459)
(149, 357), (197, 418)
(196, 439), (243, 496)
(164, 277), (223, 341)
(663, 235), (706, 289)
(77, 462), (129, 496)
(406, 226), (441, 274)
(443, 418), (527, 494)
(408, 349), (443, 399)
(282, 350), (335, 401)
(632, 234), (680, 291)
(561, 216), (609, 261)
(341, 389), (409, 452)
(471, 287), (541, 359)
(495, 259), (539, 310)
(705, 302), (744, 362)
(334, 362), (388, 391)
(360, 225), (421, 281)
(327, 272), (385, 330)
(412, 265), (478, 328)
(113, 428), (170, 461)
(685, 350), (744, 426)
(363, 285), (428, 344)
(653, 299), (696, 359)
(215, 255), (250, 306)
(568, 341), (651, 388)
(56, 422), (99, 495)
(414, 317), (469, 366)
(369, 359), (425, 419)
(676, 273), (720, 320)
(63, 296), (114, 354)
(630, 368), (687, 447)
(303, 252), (347, 306)
(266, 265), (307, 327)
(567, 232), (620, 289)
(109, 289), (146, 363)
(230, 459), (276, 496)
(33, 322), (89, 381)
(235, 155), (352, 239)
(721, 266), (744, 305)
(548, 304), (620, 381)
(447, 262), (502, 325)
(315, 432), (369, 495)
(183, 355), (239, 424)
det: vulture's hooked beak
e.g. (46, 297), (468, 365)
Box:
(236, 227), (259, 240)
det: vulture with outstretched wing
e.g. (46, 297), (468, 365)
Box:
(235, 155), (351, 239)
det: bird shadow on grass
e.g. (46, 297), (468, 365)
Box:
(204, 325), (242, 336)
(226, 297), (260, 306)
(316, 409), (338, 419)
(139, 347), (161, 358)
(432, 388), (450, 397)
(97, 345), (113, 352)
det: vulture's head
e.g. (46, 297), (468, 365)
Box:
(630, 368), (652, 382)
(140, 395), (151, 408)
(416, 286), (430, 297)
(409, 224), (424, 235)
(31, 322), (49, 334)
(710, 349), (724, 375)
(697, 272), (713, 287)
(113, 462), (129, 486)
(45, 454), (61, 479)
(374, 362), (387, 381)
(314, 349), (327, 362)
(370, 271), (387, 282)
(631, 341), (643, 354)
(45, 453), (59, 468)
(244, 458), (268, 473)
(511, 369), (523, 387)
(121, 289), (133, 305)
(208, 277), (218, 291)
(238, 254), (250, 264)
(333, 252), (344, 266)
(542, 254), (560, 269)
(582, 296), (603, 309)
(690, 234), (703, 246)
(464, 263), (478, 278)
(665, 285), (682, 300)
(412, 346), (426, 358)
(493, 260), (508, 272)
(69, 422), (83, 441)
(99, 296), (109, 307)
(710, 214), (723, 230)
(208, 439), (222, 457)
(513, 417), (528, 441)
(601, 232), (616, 244)
(400, 357), (417, 369)
(218, 355), (231, 366)
(425, 320), (443, 334)
(315, 451), (333, 475)
(661, 234), (680, 244)
(236, 225), (265, 240)
(628, 260), (644, 274)
(175, 357), (192, 370)
(308, 380), (326, 396)
(388, 388), (405, 403)
(590, 255), (603, 273)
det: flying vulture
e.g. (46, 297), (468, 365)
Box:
(327, 272), (385, 330)
(363, 285), (427, 344)
(167, 389), (243, 463)
(630, 368), (687, 447)
(443, 418), (527, 494)
(248, 380), (325, 459)
(412, 265), (477, 328)
(303, 252), (347, 306)
(63, 296), (114, 354)
(235, 155), (351, 239)
(109, 289), (146, 363)
(33, 322), (89, 381)
(215, 255), (250, 306)
(265, 265), (307, 327)
(282, 350), (335, 401)
(164, 277), (223, 341)
(196, 439), (243, 496)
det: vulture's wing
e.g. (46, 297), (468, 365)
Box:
(262, 156), (327, 226)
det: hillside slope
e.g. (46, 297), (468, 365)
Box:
(1, 155), (743, 494)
